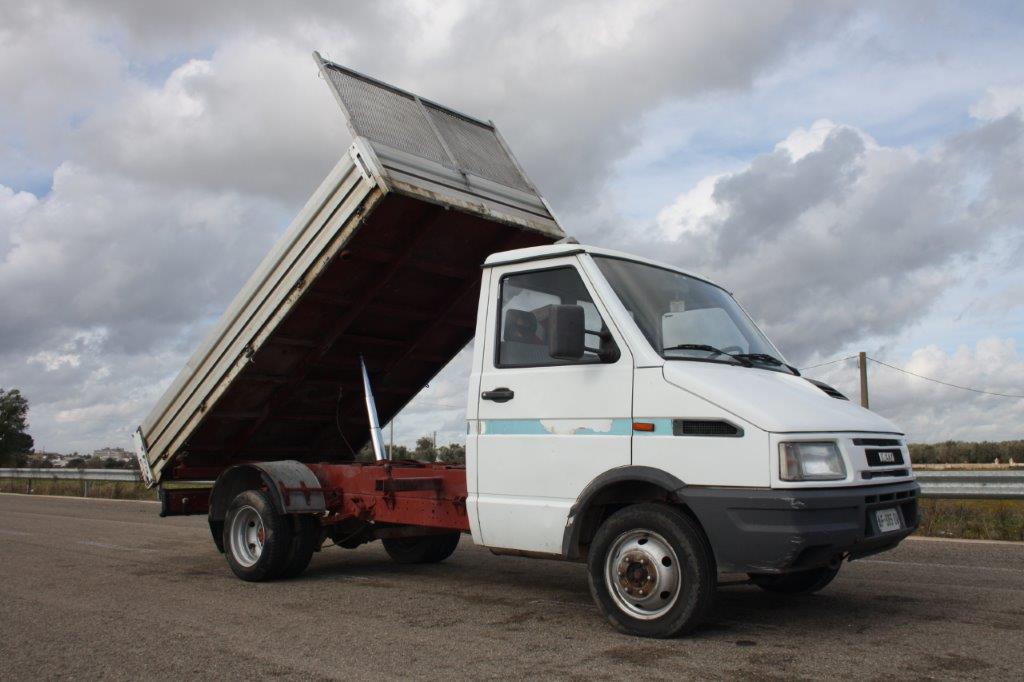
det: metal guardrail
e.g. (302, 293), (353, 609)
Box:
(0, 467), (141, 496)
(1, 468), (1022, 499)
(914, 470), (1024, 500)
(0, 467), (141, 481)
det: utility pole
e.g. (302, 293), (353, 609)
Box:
(389, 420), (394, 458)
(859, 351), (870, 408)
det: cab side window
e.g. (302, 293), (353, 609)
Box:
(497, 267), (613, 367)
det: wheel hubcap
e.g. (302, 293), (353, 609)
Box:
(605, 529), (681, 619)
(229, 506), (265, 568)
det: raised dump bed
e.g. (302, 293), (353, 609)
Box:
(134, 54), (563, 486)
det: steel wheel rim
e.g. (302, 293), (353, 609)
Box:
(605, 529), (681, 620)
(229, 505), (265, 567)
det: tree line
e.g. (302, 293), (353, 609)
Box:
(908, 440), (1024, 464)
(0, 388), (33, 467)
(357, 436), (466, 464)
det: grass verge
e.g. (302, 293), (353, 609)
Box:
(915, 498), (1024, 542)
(0, 478), (157, 500)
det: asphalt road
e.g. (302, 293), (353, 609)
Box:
(2, 494), (1022, 680)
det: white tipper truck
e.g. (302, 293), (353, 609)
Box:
(135, 54), (920, 638)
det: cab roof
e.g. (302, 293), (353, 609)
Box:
(483, 243), (718, 290)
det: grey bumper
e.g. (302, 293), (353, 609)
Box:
(683, 480), (920, 574)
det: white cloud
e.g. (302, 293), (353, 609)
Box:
(774, 118), (879, 161)
(656, 174), (727, 242)
(650, 108), (1024, 363)
(75, 39), (348, 204)
(0, 3), (125, 184)
(808, 338), (1024, 442)
(0, 163), (289, 353)
(970, 85), (1024, 121)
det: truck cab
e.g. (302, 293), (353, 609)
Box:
(467, 243), (918, 634)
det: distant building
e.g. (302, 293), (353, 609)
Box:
(92, 447), (133, 462)
(36, 452), (75, 467)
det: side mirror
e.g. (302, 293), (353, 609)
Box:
(547, 305), (585, 360)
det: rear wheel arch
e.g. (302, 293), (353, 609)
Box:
(208, 460), (329, 550)
(562, 466), (710, 561)
(208, 466), (270, 552)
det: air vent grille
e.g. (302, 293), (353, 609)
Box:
(805, 378), (849, 400)
(672, 420), (743, 437)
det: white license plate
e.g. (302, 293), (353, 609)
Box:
(875, 508), (902, 533)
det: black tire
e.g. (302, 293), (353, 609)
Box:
(279, 515), (319, 579)
(748, 566), (840, 594)
(381, 532), (461, 564)
(222, 489), (293, 582)
(587, 503), (716, 638)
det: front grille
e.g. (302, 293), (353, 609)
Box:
(853, 438), (901, 447)
(672, 420), (743, 437)
(865, 448), (905, 466)
(863, 487), (918, 536)
(864, 488), (916, 504)
(862, 469), (908, 479)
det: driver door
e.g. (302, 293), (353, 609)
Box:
(473, 257), (633, 553)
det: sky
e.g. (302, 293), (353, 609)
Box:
(2, 0), (1024, 453)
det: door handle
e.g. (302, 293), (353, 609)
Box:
(481, 387), (515, 403)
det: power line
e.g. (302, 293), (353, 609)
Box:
(800, 355), (857, 371)
(867, 356), (1024, 399)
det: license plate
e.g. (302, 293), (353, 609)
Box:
(875, 508), (902, 533)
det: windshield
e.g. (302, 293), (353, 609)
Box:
(593, 256), (791, 371)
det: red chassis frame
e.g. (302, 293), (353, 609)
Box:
(306, 461), (469, 531)
(161, 460), (470, 533)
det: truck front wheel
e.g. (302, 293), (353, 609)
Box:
(587, 503), (715, 638)
(223, 489), (293, 581)
(382, 532), (461, 564)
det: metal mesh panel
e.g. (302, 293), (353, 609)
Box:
(425, 106), (533, 192)
(324, 67), (453, 169)
(672, 420), (742, 437)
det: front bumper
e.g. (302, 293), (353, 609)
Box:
(684, 480), (920, 574)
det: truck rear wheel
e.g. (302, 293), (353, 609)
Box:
(223, 489), (293, 581)
(748, 566), (840, 594)
(587, 503), (715, 638)
(382, 532), (461, 564)
(279, 515), (319, 579)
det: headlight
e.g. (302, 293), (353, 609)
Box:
(779, 441), (846, 481)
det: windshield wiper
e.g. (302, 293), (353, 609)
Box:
(662, 344), (752, 366)
(733, 353), (800, 375)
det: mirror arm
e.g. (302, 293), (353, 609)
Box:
(585, 344), (620, 363)
(583, 329), (619, 362)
